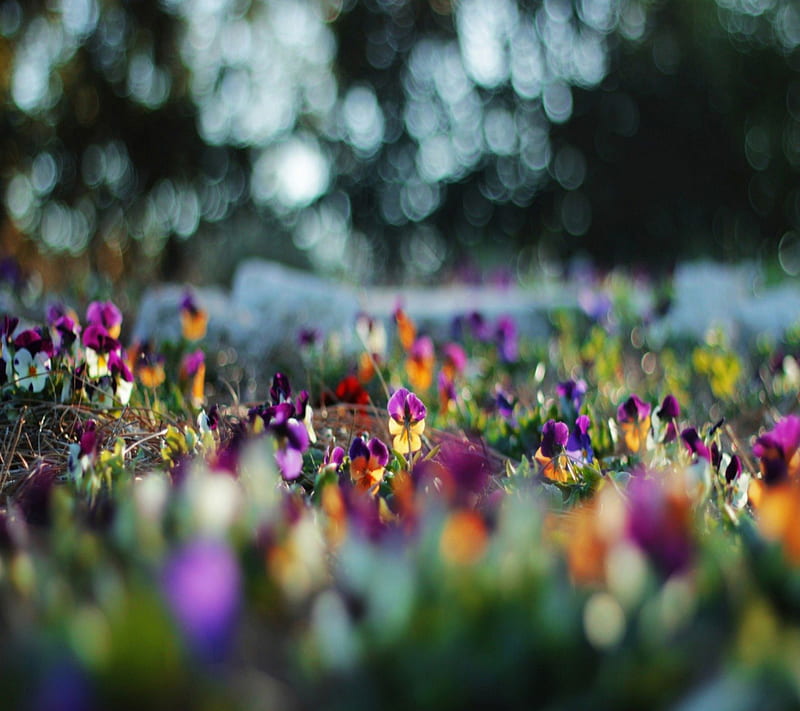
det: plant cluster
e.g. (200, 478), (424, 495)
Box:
(1, 276), (800, 710)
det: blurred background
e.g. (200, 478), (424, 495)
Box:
(1, 0), (799, 291)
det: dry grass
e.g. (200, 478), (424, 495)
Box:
(0, 400), (176, 501)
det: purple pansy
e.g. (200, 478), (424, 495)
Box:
(387, 387), (427, 455)
(495, 315), (518, 363)
(617, 394), (651, 424)
(725, 454), (742, 483)
(267, 402), (310, 480)
(14, 328), (54, 358)
(566, 415), (593, 463)
(495, 387), (516, 422)
(442, 342), (467, 375)
(680, 427), (711, 462)
(539, 419), (570, 458)
(162, 539), (241, 664)
(86, 300), (122, 336)
(81, 324), (119, 354)
(321, 444), (345, 474)
(557, 379), (587, 416)
(753, 415), (800, 484)
(626, 474), (692, 578)
(438, 439), (491, 504)
(657, 394), (681, 443)
(269, 372), (292, 404)
(388, 387), (427, 424)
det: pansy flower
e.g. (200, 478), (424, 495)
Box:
(466, 311), (490, 342)
(751, 420), (800, 561)
(8, 328), (53, 393)
(269, 372), (292, 405)
(680, 427), (711, 462)
(108, 350), (134, 406)
(436, 439), (492, 507)
(566, 414), (594, 464)
(180, 291), (208, 341)
(438, 370), (457, 411)
(441, 342), (467, 381)
(67, 419), (99, 483)
(495, 315), (518, 363)
(161, 539), (241, 664)
(616, 394), (651, 454)
(320, 445), (345, 476)
(556, 379), (587, 420)
(625, 473), (693, 578)
(132, 342), (166, 389)
(654, 394), (681, 443)
(14, 327), (54, 358)
(534, 419), (571, 482)
(405, 335), (435, 392)
(393, 305), (416, 352)
(495, 387), (516, 423)
(266, 402), (310, 481)
(180, 349), (206, 407)
(349, 436), (389, 495)
(294, 389), (317, 444)
(753, 415), (800, 485)
(12, 347), (51, 393)
(47, 304), (81, 358)
(86, 300), (122, 339)
(89, 351), (133, 408)
(82, 324), (120, 378)
(387, 387), (427, 456)
(335, 375), (370, 405)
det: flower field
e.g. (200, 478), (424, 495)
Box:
(2, 274), (800, 710)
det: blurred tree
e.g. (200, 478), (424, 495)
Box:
(0, 0), (799, 288)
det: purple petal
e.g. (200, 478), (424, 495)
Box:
(409, 335), (434, 361)
(285, 418), (309, 453)
(349, 436), (370, 462)
(540, 419), (569, 458)
(368, 437), (389, 467)
(626, 475), (691, 578)
(181, 349), (205, 377)
(725, 454), (742, 483)
(443, 343), (467, 373)
(86, 301), (122, 331)
(768, 415), (800, 454)
(617, 394), (651, 423)
(270, 372), (291, 404)
(404, 392), (427, 422)
(162, 540), (240, 663)
(275, 446), (304, 480)
(81, 324), (118, 353)
(323, 445), (345, 469)
(387, 388), (410, 421)
(680, 427), (711, 461)
(658, 394), (680, 419)
(495, 315), (518, 363)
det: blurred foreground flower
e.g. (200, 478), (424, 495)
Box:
(626, 473), (693, 578)
(162, 539), (241, 664)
